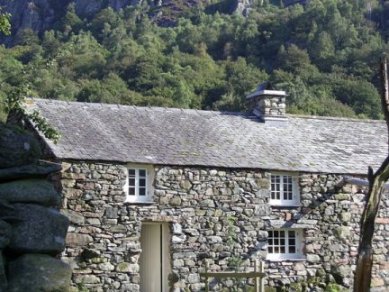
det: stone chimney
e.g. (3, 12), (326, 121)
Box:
(246, 82), (287, 122)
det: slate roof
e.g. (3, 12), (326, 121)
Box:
(25, 98), (388, 175)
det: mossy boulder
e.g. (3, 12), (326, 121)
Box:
(6, 203), (69, 254)
(0, 125), (41, 169)
(7, 254), (72, 292)
(0, 179), (60, 207)
(0, 162), (61, 182)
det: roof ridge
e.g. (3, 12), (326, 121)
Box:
(288, 114), (385, 123)
(28, 97), (384, 123)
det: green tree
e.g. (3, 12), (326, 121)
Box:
(0, 9), (10, 35)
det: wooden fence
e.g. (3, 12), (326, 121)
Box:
(199, 260), (265, 292)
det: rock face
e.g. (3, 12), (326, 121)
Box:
(59, 161), (389, 291)
(0, 124), (70, 291)
(7, 254), (72, 292)
(0, 0), (253, 43)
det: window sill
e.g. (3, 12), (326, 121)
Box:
(124, 199), (154, 205)
(266, 255), (306, 262)
(270, 204), (301, 208)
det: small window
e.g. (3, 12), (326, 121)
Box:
(270, 174), (299, 206)
(267, 229), (304, 261)
(125, 165), (153, 203)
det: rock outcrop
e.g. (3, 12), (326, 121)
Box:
(0, 124), (71, 291)
(0, 0), (254, 44)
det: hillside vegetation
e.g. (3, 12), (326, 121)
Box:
(1, 0), (389, 121)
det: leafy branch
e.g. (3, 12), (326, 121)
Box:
(5, 87), (60, 143)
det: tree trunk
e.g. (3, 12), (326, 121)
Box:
(353, 57), (389, 291)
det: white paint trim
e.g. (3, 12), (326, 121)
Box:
(269, 173), (300, 207)
(266, 229), (305, 261)
(124, 164), (154, 203)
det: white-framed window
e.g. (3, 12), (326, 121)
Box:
(270, 173), (300, 206)
(266, 229), (305, 261)
(124, 164), (154, 203)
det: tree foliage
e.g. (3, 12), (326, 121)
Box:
(0, 1), (387, 120)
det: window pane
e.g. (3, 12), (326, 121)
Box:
(128, 169), (135, 176)
(139, 178), (146, 187)
(139, 187), (146, 196)
(268, 229), (301, 257)
(129, 178), (135, 187)
(271, 175), (281, 200)
(129, 187), (135, 195)
(139, 169), (146, 177)
(283, 176), (293, 200)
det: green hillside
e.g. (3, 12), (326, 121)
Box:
(1, 0), (389, 121)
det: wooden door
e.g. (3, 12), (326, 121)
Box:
(140, 223), (171, 292)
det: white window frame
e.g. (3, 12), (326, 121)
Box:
(124, 164), (154, 203)
(269, 173), (300, 206)
(266, 229), (305, 261)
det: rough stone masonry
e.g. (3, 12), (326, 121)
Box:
(59, 161), (389, 291)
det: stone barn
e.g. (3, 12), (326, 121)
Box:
(16, 88), (389, 291)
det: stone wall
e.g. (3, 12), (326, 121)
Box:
(0, 125), (71, 291)
(267, 174), (389, 291)
(59, 161), (389, 291)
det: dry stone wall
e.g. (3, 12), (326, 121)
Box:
(0, 125), (71, 292)
(59, 161), (389, 291)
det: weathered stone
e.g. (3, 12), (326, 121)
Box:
(170, 196), (182, 206)
(99, 262), (115, 271)
(0, 219), (11, 248)
(173, 222), (182, 235)
(331, 265), (351, 285)
(307, 254), (321, 263)
(0, 179), (60, 206)
(110, 224), (127, 233)
(0, 125), (41, 169)
(105, 206), (118, 219)
(334, 226), (350, 240)
(116, 262), (139, 273)
(66, 233), (93, 247)
(371, 277), (385, 287)
(0, 162), (61, 181)
(61, 209), (85, 225)
(340, 212), (351, 223)
(188, 273), (200, 284)
(7, 254), (71, 292)
(0, 252), (6, 291)
(180, 180), (192, 190)
(7, 204), (69, 254)
(335, 193), (351, 201)
(74, 274), (101, 284)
